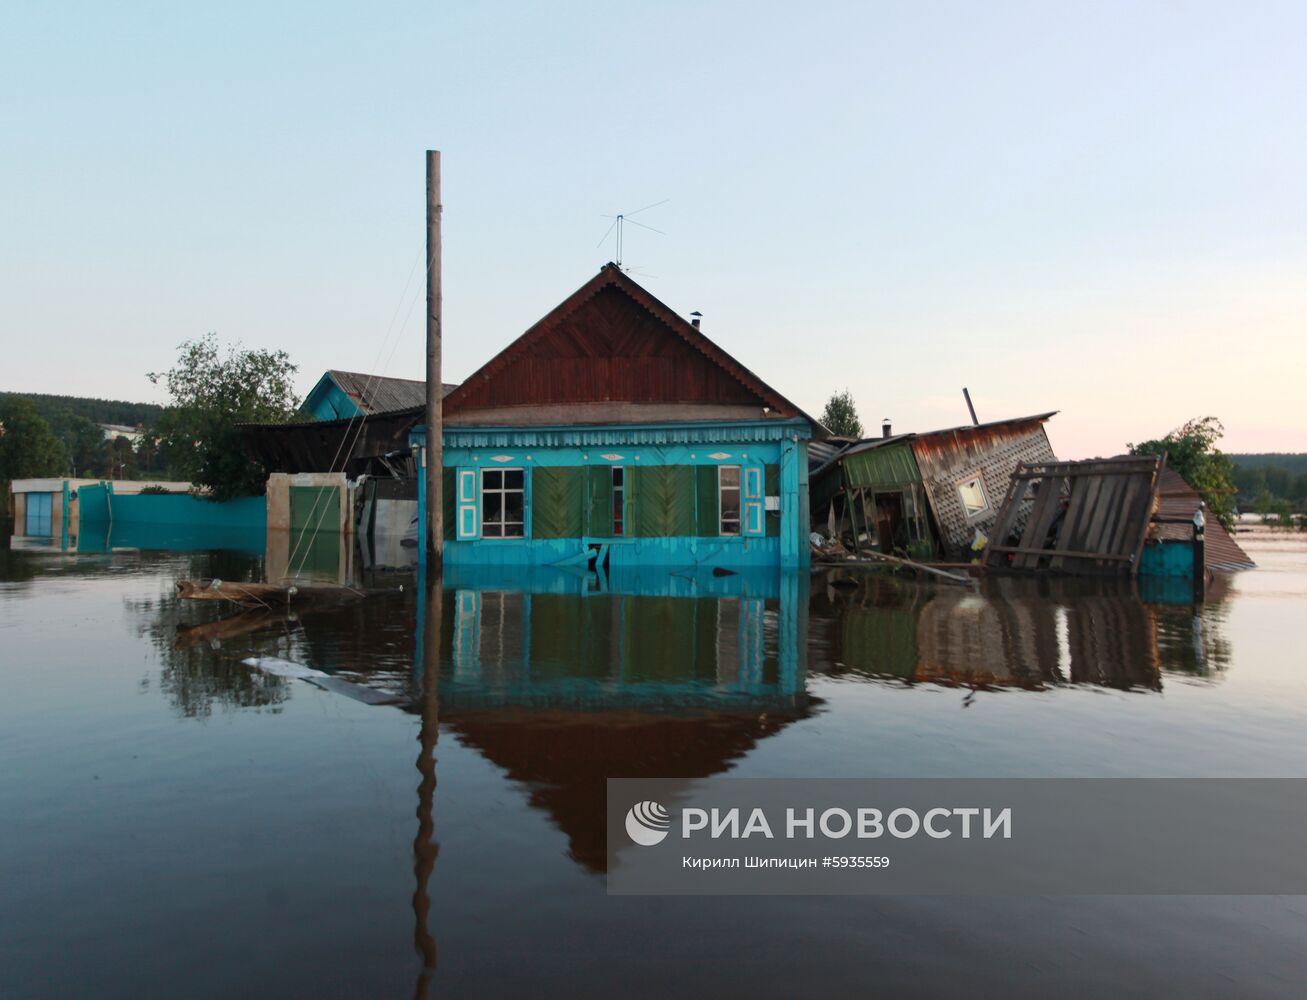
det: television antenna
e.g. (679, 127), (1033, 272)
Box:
(597, 199), (668, 267)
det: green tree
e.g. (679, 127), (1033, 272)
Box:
(1130, 416), (1238, 532)
(149, 333), (299, 500)
(134, 431), (171, 478)
(47, 409), (105, 477)
(1265, 466), (1292, 498)
(1292, 472), (1307, 506)
(821, 389), (863, 438)
(1233, 464), (1265, 502)
(0, 397), (67, 513)
(103, 436), (139, 480)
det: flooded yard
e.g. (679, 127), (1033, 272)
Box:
(4, 527), (1307, 998)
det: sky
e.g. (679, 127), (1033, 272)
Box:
(2, 1), (1304, 458)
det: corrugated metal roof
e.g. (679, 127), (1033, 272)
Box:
(328, 370), (458, 415)
(1154, 469), (1255, 572)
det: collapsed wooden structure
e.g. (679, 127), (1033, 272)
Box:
(809, 414), (1058, 561)
(984, 455), (1164, 575)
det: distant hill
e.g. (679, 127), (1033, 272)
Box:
(0, 391), (164, 429)
(1229, 453), (1307, 476)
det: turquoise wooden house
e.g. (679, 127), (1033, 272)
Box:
(411, 264), (818, 569)
(301, 369), (455, 420)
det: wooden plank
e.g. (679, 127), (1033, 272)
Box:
(984, 465), (1027, 568)
(1079, 474), (1124, 569)
(1102, 473), (1146, 568)
(1008, 457), (1159, 479)
(817, 553), (977, 587)
(988, 545), (1133, 562)
(1130, 455), (1166, 576)
(1049, 472), (1097, 571)
(1062, 472), (1106, 566)
(1014, 474), (1063, 569)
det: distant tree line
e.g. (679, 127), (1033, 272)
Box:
(1230, 457), (1307, 508)
(2, 334), (300, 506)
(1228, 456), (1307, 528)
(15, 392), (164, 429)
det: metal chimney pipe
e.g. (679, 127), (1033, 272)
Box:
(882, 419), (892, 438)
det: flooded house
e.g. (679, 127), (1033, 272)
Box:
(809, 413), (1057, 560)
(411, 263), (819, 569)
(1142, 468), (1256, 575)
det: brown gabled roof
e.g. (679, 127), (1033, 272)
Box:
(442, 263), (820, 428)
(1154, 469), (1256, 572)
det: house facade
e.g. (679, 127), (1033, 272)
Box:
(412, 264), (816, 569)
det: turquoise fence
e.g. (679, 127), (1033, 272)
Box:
(73, 485), (266, 553)
(77, 487), (265, 530)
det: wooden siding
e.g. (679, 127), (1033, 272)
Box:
(450, 285), (763, 412)
(842, 441), (921, 488)
(443, 265), (814, 423)
(911, 421), (1057, 556)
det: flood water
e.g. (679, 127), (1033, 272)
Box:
(4, 526), (1307, 998)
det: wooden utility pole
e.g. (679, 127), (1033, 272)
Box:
(425, 150), (444, 565)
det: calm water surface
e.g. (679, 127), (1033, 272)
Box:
(3, 528), (1307, 998)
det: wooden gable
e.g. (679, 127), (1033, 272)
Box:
(444, 264), (807, 419)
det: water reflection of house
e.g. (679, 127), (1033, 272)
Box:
(411, 264), (819, 570)
(809, 414), (1057, 559)
(421, 568), (813, 870)
(814, 576), (1163, 692)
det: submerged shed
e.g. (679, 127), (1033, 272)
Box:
(1151, 469), (1255, 573)
(811, 413), (1057, 560)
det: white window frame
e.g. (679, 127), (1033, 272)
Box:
(957, 475), (990, 519)
(611, 466), (624, 536)
(718, 465), (742, 536)
(481, 467), (526, 538)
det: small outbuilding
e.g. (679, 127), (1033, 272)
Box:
(810, 413), (1057, 560)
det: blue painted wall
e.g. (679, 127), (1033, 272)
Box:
(412, 419), (811, 569)
(79, 486), (266, 530)
(1139, 539), (1198, 579)
(301, 375), (363, 421)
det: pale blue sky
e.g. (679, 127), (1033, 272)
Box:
(3, 1), (1304, 456)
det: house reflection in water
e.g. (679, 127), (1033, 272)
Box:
(810, 573), (1229, 693)
(421, 565), (812, 872)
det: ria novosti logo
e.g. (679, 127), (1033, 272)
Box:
(625, 800), (671, 846)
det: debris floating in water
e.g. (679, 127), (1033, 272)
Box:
(241, 656), (405, 706)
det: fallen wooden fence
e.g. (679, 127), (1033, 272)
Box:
(984, 455), (1164, 576)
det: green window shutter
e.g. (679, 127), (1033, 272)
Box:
(585, 465), (613, 537)
(632, 465), (696, 537)
(764, 463), (780, 536)
(532, 466), (585, 539)
(695, 466), (719, 536)
(742, 466), (765, 536)
(455, 468), (480, 540)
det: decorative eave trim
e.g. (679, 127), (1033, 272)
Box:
(412, 418), (811, 450)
